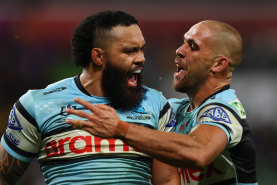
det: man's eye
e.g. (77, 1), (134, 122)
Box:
(189, 42), (199, 51)
(124, 49), (136, 54)
(190, 43), (197, 50)
(124, 48), (138, 54)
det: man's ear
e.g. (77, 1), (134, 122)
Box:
(91, 48), (104, 67)
(211, 56), (229, 73)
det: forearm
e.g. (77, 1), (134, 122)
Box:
(119, 122), (228, 168)
(118, 122), (202, 168)
(0, 144), (29, 185)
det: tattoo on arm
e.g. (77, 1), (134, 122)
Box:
(0, 144), (30, 185)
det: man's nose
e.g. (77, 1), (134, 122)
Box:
(176, 44), (185, 58)
(134, 51), (145, 64)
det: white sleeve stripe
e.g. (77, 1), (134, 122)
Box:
(15, 101), (39, 130)
(158, 107), (176, 131)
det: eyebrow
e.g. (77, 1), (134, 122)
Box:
(182, 35), (199, 50)
(182, 35), (196, 44)
(122, 44), (146, 52)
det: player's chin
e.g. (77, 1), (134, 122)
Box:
(172, 78), (185, 92)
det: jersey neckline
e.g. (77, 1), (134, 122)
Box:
(74, 74), (92, 96)
(200, 85), (230, 107)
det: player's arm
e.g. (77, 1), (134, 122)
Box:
(152, 159), (180, 185)
(0, 143), (30, 185)
(65, 98), (228, 168)
(122, 123), (227, 168)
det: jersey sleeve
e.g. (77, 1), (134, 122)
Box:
(196, 103), (243, 145)
(1, 91), (41, 162)
(157, 94), (176, 132)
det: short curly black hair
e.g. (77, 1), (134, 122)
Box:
(72, 11), (138, 68)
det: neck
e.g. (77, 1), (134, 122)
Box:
(80, 68), (104, 97)
(187, 77), (231, 111)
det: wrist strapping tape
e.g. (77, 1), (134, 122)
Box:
(115, 120), (130, 140)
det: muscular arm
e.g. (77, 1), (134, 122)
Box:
(122, 123), (227, 168)
(0, 143), (30, 185)
(152, 159), (180, 185)
(65, 98), (228, 169)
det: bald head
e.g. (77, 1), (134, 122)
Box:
(197, 20), (243, 70)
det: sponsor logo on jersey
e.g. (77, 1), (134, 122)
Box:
(8, 107), (23, 131)
(42, 133), (144, 159)
(179, 162), (223, 184)
(6, 130), (20, 146)
(179, 124), (185, 132)
(127, 106), (151, 120)
(200, 107), (231, 124)
(43, 87), (67, 95)
(60, 105), (78, 116)
(178, 120), (189, 132)
(230, 100), (246, 119)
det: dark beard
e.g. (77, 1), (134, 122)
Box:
(101, 61), (143, 110)
(175, 70), (208, 94)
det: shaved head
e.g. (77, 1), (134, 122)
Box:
(198, 20), (243, 70)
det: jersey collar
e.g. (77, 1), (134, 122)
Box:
(200, 85), (230, 106)
(74, 74), (91, 96)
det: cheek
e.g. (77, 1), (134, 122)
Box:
(117, 54), (133, 65)
(109, 56), (130, 69)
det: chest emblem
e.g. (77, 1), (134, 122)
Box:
(127, 106), (151, 120)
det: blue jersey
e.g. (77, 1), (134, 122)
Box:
(169, 86), (257, 185)
(1, 76), (176, 185)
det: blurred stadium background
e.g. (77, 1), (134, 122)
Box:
(0, 0), (276, 184)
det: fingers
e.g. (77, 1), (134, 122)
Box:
(65, 108), (92, 120)
(93, 104), (114, 111)
(66, 119), (88, 129)
(74, 97), (94, 110)
(74, 119), (83, 129)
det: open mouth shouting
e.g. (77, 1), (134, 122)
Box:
(174, 63), (185, 79)
(127, 69), (142, 87)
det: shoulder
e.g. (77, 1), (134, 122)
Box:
(19, 77), (75, 110)
(197, 89), (247, 144)
(168, 97), (189, 105)
(21, 77), (74, 99)
(142, 86), (162, 96)
(142, 86), (167, 102)
(202, 89), (246, 119)
(168, 97), (190, 115)
(140, 86), (171, 114)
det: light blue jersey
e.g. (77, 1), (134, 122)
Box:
(169, 86), (257, 185)
(1, 75), (176, 185)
